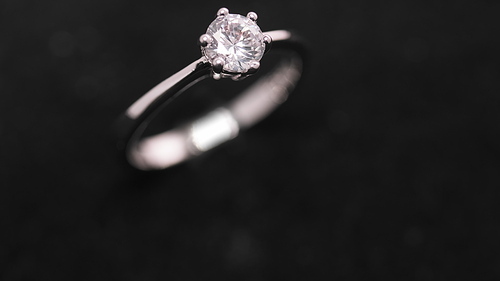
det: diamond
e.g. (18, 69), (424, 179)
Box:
(202, 14), (265, 73)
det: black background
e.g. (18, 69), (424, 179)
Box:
(2, 0), (500, 280)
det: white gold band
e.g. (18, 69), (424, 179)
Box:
(116, 30), (306, 170)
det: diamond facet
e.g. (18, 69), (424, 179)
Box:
(202, 14), (265, 73)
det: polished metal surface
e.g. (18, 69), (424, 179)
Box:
(198, 34), (212, 47)
(247, 11), (258, 21)
(216, 7), (229, 17)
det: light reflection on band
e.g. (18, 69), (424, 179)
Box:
(190, 108), (239, 153)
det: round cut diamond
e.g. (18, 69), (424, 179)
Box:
(202, 14), (265, 73)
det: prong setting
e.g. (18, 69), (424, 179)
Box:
(263, 34), (272, 45)
(211, 56), (225, 74)
(212, 73), (222, 80)
(202, 8), (267, 78)
(247, 11), (258, 21)
(247, 61), (260, 74)
(263, 34), (272, 54)
(217, 7), (229, 17)
(198, 34), (212, 47)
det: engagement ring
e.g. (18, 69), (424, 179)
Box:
(116, 7), (306, 170)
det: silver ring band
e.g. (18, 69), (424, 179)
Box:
(116, 30), (306, 170)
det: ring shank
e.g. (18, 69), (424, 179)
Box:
(117, 30), (305, 170)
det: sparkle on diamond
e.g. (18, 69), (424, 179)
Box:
(202, 14), (265, 73)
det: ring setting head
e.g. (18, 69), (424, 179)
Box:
(200, 7), (271, 79)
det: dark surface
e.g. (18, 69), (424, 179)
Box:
(1, 0), (500, 280)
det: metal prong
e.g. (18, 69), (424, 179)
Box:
(198, 34), (212, 47)
(212, 72), (221, 80)
(247, 12), (258, 21)
(263, 34), (272, 54)
(247, 61), (260, 74)
(263, 34), (272, 44)
(212, 56), (225, 73)
(217, 7), (229, 17)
